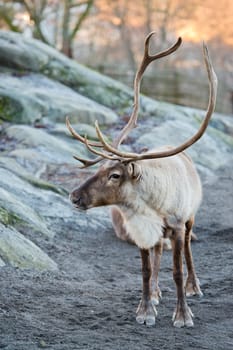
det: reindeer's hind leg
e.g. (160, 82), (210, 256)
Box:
(184, 217), (203, 297)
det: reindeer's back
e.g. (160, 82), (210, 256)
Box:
(138, 149), (202, 221)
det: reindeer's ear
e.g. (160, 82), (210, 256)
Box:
(127, 162), (142, 180)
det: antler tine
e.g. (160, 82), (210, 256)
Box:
(72, 155), (103, 169)
(95, 120), (138, 159)
(66, 116), (103, 148)
(94, 42), (217, 162)
(113, 32), (182, 148)
(71, 136), (117, 169)
(66, 116), (108, 168)
(83, 135), (117, 161)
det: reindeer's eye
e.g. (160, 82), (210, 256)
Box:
(109, 173), (121, 180)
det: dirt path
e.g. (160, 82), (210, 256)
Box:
(0, 166), (233, 350)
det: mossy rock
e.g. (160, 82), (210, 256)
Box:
(0, 95), (23, 122)
(0, 30), (133, 111)
(0, 187), (53, 239)
(0, 157), (68, 196)
(0, 206), (24, 227)
(0, 71), (118, 125)
(0, 223), (58, 271)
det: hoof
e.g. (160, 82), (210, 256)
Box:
(173, 318), (194, 328)
(151, 289), (162, 306)
(136, 314), (156, 326)
(172, 305), (194, 328)
(185, 278), (203, 297)
(136, 299), (157, 326)
(151, 296), (160, 306)
(163, 238), (172, 251)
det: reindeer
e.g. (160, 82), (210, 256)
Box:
(66, 32), (217, 327)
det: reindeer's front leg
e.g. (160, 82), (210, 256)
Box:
(136, 249), (157, 326)
(150, 240), (163, 305)
(171, 225), (194, 327)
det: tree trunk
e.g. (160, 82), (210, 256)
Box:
(61, 0), (73, 58)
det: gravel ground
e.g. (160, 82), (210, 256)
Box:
(0, 165), (232, 350)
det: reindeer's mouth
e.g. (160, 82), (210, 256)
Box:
(73, 201), (88, 211)
(74, 204), (87, 211)
(70, 193), (89, 211)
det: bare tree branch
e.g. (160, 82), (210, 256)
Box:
(0, 6), (21, 32)
(70, 0), (94, 40)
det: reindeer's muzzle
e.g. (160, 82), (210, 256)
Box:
(70, 189), (89, 210)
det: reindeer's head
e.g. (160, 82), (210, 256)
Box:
(67, 32), (217, 211)
(70, 160), (142, 210)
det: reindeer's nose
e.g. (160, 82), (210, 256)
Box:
(71, 196), (82, 206)
(70, 191), (87, 210)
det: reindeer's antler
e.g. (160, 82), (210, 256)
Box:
(92, 42), (217, 163)
(66, 116), (108, 168)
(66, 117), (103, 148)
(67, 32), (182, 168)
(113, 32), (182, 148)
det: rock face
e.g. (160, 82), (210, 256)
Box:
(0, 30), (130, 124)
(0, 223), (58, 271)
(0, 30), (233, 271)
(0, 73), (118, 125)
